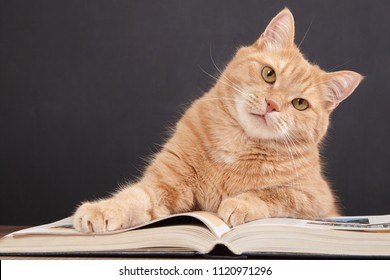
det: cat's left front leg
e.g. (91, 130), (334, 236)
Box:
(217, 192), (270, 226)
(218, 186), (335, 226)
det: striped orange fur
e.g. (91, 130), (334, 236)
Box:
(74, 8), (363, 232)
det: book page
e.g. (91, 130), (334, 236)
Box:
(8, 217), (82, 237)
(306, 214), (390, 231)
(8, 211), (230, 238)
(236, 214), (390, 232)
(182, 211), (230, 238)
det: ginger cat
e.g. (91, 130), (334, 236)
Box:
(74, 8), (363, 232)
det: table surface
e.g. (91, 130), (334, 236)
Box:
(0, 225), (27, 238)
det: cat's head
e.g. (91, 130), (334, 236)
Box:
(219, 8), (363, 144)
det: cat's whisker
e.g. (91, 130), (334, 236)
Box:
(273, 121), (300, 187)
(328, 59), (353, 72)
(281, 137), (298, 187)
(199, 66), (248, 97)
(179, 96), (239, 109)
(209, 46), (252, 100)
(283, 130), (306, 159)
(197, 97), (238, 103)
(219, 75), (251, 97)
(279, 128), (316, 189)
(209, 44), (250, 97)
(209, 43), (224, 75)
(298, 18), (314, 48)
(198, 66), (220, 82)
(206, 98), (239, 113)
(285, 133), (311, 166)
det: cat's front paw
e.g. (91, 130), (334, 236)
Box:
(73, 200), (128, 233)
(217, 197), (270, 226)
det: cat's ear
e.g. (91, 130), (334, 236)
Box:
(256, 8), (295, 51)
(323, 71), (364, 110)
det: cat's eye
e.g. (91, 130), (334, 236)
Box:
(261, 66), (276, 84)
(292, 98), (309, 111)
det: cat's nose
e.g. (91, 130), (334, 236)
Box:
(266, 99), (280, 113)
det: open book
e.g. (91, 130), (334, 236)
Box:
(1, 211), (390, 257)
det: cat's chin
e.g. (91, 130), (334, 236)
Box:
(238, 111), (283, 141)
(234, 98), (285, 141)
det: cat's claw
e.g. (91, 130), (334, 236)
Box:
(217, 197), (270, 226)
(73, 200), (127, 233)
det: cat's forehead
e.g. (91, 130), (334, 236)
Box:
(263, 49), (315, 73)
(238, 46), (324, 88)
(277, 53), (322, 82)
(238, 45), (320, 73)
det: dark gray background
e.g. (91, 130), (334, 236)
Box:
(1, 0), (389, 225)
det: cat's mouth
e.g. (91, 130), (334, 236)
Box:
(250, 113), (267, 124)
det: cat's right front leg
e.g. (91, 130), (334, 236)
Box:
(73, 184), (158, 233)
